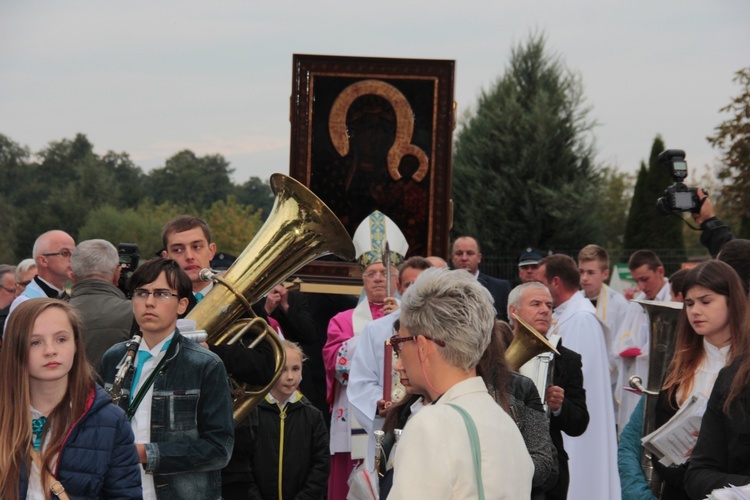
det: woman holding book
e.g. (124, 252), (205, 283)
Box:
(684, 283), (750, 496)
(618, 260), (747, 500)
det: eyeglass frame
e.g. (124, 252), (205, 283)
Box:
(42, 249), (73, 258)
(362, 270), (399, 280)
(132, 289), (181, 302)
(387, 334), (446, 357)
(0, 285), (16, 294)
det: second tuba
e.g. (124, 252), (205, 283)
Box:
(187, 173), (355, 425)
(628, 300), (683, 497)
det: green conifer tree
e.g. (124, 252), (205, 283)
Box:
(452, 33), (602, 254)
(623, 136), (685, 270)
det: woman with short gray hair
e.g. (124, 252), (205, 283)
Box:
(399, 267), (495, 372)
(389, 268), (534, 499)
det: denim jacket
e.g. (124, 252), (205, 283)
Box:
(99, 330), (234, 499)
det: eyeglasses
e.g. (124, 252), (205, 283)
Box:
(387, 334), (446, 357)
(17, 280), (32, 287)
(363, 270), (398, 280)
(132, 289), (180, 302)
(0, 285), (16, 294)
(42, 249), (72, 258)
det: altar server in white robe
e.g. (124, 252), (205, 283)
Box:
(539, 254), (621, 500)
(613, 249), (671, 434)
(348, 256), (433, 469)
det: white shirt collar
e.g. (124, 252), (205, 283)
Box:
(267, 390), (300, 409)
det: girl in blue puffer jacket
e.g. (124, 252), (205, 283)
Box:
(0, 298), (142, 499)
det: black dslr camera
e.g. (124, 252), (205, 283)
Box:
(656, 149), (703, 214)
(117, 243), (140, 297)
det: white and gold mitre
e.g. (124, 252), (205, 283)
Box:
(352, 210), (408, 269)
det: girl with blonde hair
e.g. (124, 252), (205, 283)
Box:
(0, 298), (141, 499)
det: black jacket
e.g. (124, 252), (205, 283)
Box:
(477, 271), (511, 321)
(685, 359), (750, 499)
(246, 394), (330, 500)
(254, 291), (331, 417)
(699, 216), (733, 257)
(547, 343), (589, 500)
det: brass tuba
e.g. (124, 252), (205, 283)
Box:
(628, 300), (683, 497)
(187, 173), (355, 425)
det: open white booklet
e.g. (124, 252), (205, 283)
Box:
(708, 483), (750, 500)
(640, 393), (707, 466)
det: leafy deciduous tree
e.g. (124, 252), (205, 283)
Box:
(147, 150), (235, 209)
(708, 67), (750, 238)
(204, 196), (264, 256)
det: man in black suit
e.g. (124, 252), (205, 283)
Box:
(508, 282), (589, 500)
(451, 235), (510, 320)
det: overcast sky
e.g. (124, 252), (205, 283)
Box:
(1, 1), (748, 186)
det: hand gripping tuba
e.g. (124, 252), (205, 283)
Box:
(187, 173), (355, 426)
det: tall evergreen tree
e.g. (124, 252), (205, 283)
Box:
(623, 163), (649, 250)
(452, 33), (601, 254)
(623, 136), (685, 268)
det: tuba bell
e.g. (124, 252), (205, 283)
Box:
(628, 300), (683, 497)
(187, 173), (355, 426)
(507, 313), (560, 371)
(509, 313), (560, 412)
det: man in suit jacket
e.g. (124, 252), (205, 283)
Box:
(451, 236), (510, 320)
(509, 282), (589, 500)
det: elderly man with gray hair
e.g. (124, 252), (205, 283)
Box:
(388, 268), (533, 499)
(14, 258), (37, 297)
(0, 264), (17, 335)
(70, 239), (134, 369)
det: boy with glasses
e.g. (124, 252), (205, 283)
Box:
(99, 257), (234, 500)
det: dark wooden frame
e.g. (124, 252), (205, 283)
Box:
(289, 54), (455, 280)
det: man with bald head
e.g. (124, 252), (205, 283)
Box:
(451, 235), (510, 320)
(5, 230), (75, 326)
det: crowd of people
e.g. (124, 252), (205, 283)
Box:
(0, 191), (749, 499)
